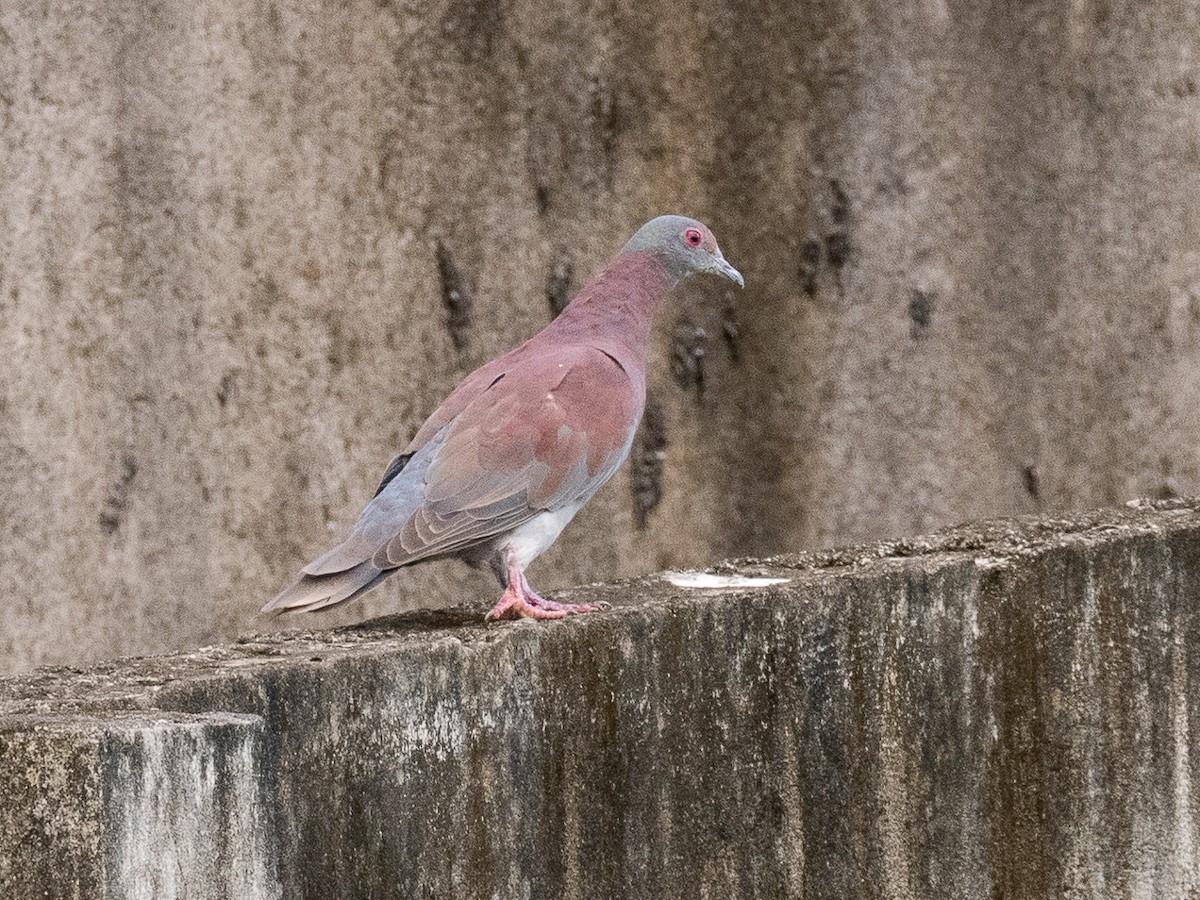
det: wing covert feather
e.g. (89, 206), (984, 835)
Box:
(379, 346), (641, 567)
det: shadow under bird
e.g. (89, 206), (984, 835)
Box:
(265, 215), (744, 621)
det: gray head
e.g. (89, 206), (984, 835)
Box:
(622, 215), (744, 288)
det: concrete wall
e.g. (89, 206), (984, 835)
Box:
(4, 0), (1200, 672)
(3, 502), (1200, 898)
(0, 713), (274, 899)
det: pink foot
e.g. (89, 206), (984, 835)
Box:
(484, 565), (603, 622)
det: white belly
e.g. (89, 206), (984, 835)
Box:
(497, 504), (583, 570)
(465, 433), (635, 584)
(461, 502), (587, 584)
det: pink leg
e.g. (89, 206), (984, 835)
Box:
(517, 571), (603, 615)
(485, 557), (603, 622)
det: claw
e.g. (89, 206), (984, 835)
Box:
(485, 558), (605, 622)
(485, 599), (568, 621)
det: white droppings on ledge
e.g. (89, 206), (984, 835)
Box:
(973, 556), (1012, 571)
(664, 572), (790, 590)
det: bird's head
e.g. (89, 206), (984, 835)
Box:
(622, 215), (744, 288)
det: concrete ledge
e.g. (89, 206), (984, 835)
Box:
(0, 712), (274, 899)
(4, 501), (1200, 898)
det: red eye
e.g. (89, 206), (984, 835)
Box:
(684, 228), (703, 247)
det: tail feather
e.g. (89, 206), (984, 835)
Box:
(301, 535), (377, 577)
(262, 561), (388, 614)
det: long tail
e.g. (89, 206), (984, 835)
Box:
(261, 561), (389, 614)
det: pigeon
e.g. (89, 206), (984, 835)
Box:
(265, 215), (744, 621)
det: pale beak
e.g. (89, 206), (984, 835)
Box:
(711, 252), (745, 288)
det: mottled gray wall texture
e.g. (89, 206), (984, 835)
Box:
(3, 0), (1200, 673)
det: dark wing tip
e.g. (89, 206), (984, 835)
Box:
(375, 452), (415, 497)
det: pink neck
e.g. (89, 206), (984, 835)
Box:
(543, 251), (675, 363)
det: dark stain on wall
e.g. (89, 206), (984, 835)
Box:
(826, 180), (851, 272)
(799, 233), (822, 296)
(631, 398), (668, 530)
(251, 274), (284, 316)
(1022, 463), (1040, 501)
(216, 372), (236, 409)
(670, 318), (708, 401)
(909, 288), (934, 337)
(435, 241), (474, 352)
(590, 76), (620, 189)
(546, 253), (573, 318)
(99, 455), (138, 534)
(721, 291), (740, 363)
(323, 313), (362, 375)
(534, 180), (551, 217)
(443, 0), (507, 62)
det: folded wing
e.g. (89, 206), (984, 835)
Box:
(264, 345), (640, 612)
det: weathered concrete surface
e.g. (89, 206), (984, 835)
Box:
(3, 502), (1200, 898)
(0, 712), (276, 900)
(5, 1), (1200, 672)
